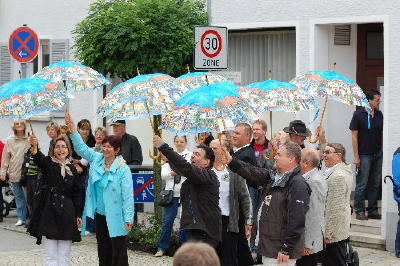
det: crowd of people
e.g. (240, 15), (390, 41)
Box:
(0, 89), (383, 266)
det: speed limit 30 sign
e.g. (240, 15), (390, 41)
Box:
(194, 26), (228, 70)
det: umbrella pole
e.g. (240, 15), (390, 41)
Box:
(28, 118), (34, 135)
(308, 96), (328, 144)
(145, 101), (162, 162)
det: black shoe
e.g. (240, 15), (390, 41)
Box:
(0, 217), (3, 222)
(356, 213), (368, 220)
(368, 213), (382, 219)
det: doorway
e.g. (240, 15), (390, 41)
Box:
(357, 23), (384, 93)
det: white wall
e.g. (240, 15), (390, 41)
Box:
(0, 0), (100, 151)
(210, 0), (400, 250)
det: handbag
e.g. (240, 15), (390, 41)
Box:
(158, 176), (180, 207)
(345, 238), (359, 266)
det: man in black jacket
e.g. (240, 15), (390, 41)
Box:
(232, 123), (257, 265)
(224, 141), (310, 265)
(112, 120), (143, 165)
(153, 135), (221, 249)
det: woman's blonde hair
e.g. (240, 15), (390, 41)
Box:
(12, 119), (27, 135)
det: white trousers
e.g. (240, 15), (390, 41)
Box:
(44, 238), (72, 266)
(262, 256), (296, 266)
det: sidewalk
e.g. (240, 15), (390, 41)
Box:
(1, 212), (400, 265)
(0, 213), (173, 266)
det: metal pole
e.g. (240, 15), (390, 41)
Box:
(21, 63), (27, 78)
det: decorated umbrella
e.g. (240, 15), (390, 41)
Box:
(0, 78), (67, 132)
(161, 81), (257, 135)
(33, 61), (110, 96)
(291, 63), (368, 142)
(177, 71), (228, 90)
(98, 72), (187, 118)
(241, 78), (318, 114)
(240, 71), (318, 159)
(99, 71), (188, 165)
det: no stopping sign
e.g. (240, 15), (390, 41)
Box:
(195, 26), (227, 70)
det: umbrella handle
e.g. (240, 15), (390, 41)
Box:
(28, 119), (34, 135)
(308, 97), (328, 144)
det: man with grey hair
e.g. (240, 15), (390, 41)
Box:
(224, 141), (311, 265)
(173, 242), (220, 266)
(296, 148), (327, 266)
(322, 143), (353, 266)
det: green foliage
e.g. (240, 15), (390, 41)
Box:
(73, 0), (207, 80)
(128, 215), (162, 248)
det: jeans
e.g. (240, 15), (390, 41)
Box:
(354, 151), (383, 214)
(158, 197), (180, 251)
(10, 182), (27, 221)
(396, 203), (400, 256)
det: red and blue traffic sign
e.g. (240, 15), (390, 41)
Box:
(8, 26), (40, 63)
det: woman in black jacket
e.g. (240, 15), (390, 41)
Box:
(28, 134), (83, 266)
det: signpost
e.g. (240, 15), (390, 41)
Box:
(8, 26), (40, 78)
(194, 26), (228, 70)
(132, 173), (154, 203)
(9, 26), (40, 63)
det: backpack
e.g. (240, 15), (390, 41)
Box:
(384, 147), (400, 203)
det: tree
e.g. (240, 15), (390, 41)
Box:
(73, 0), (207, 224)
(73, 0), (207, 80)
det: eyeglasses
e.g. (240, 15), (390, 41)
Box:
(323, 150), (339, 155)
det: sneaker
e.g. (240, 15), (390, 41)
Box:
(356, 213), (368, 220)
(368, 213), (382, 219)
(15, 220), (25, 226)
(154, 250), (164, 257)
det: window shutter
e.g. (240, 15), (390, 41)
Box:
(50, 39), (70, 117)
(50, 39), (69, 63)
(0, 43), (12, 86)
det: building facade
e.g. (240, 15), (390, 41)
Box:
(208, 0), (398, 251)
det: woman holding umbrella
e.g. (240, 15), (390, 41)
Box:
(66, 113), (134, 266)
(28, 133), (83, 265)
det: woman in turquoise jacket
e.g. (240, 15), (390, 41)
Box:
(66, 114), (134, 266)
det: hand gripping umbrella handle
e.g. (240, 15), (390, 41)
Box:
(308, 96), (328, 144)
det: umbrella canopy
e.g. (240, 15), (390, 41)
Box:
(177, 72), (228, 90)
(161, 82), (257, 135)
(290, 70), (367, 106)
(99, 73), (188, 119)
(0, 78), (67, 119)
(33, 61), (110, 94)
(241, 79), (318, 113)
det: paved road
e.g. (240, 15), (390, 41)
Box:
(1, 212), (400, 265)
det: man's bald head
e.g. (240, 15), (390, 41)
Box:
(300, 148), (320, 173)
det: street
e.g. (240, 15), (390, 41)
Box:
(0, 212), (173, 266)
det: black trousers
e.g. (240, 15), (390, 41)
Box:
(296, 250), (324, 266)
(0, 184), (3, 218)
(324, 239), (347, 266)
(186, 229), (219, 249)
(95, 214), (128, 266)
(219, 216), (239, 266)
(25, 175), (38, 220)
(237, 211), (254, 266)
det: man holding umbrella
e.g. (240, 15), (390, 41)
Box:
(283, 120), (327, 149)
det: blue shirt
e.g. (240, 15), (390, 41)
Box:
(94, 174), (108, 215)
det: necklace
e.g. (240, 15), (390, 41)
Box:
(213, 162), (226, 171)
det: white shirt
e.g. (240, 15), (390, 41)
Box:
(161, 149), (192, 197)
(212, 167), (230, 216)
(233, 143), (250, 153)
